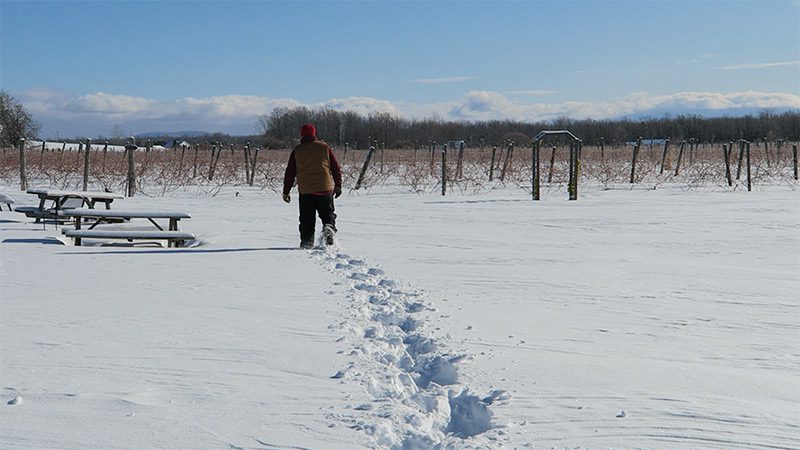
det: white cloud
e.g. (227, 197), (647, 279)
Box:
(410, 76), (476, 84)
(317, 96), (400, 116)
(505, 90), (558, 96)
(17, 88), (800, 138)
(719, 60), (800, 70)
(67, 92), (155, 115)
(440, 90), (800, 122)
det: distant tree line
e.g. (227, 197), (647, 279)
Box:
(257, 106), (800, 149)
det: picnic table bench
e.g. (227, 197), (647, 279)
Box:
(0, 194), (15, 211)
(60, 209), (194, 247)
(15, 188), (123, 223)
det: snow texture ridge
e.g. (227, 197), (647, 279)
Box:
(310, 245), (509, 449)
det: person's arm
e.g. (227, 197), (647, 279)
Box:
(328, 147), (342, 189)
(283, 150), (297, 195)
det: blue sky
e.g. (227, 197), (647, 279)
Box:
(1, 0), (798, 138)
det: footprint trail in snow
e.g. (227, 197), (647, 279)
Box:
(309, 245), (509, 449)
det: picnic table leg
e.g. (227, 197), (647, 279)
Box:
(35, 197), (46, 224)
(74, 215), (82, 246)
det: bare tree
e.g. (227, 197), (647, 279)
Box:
(0, 90), (41, 146)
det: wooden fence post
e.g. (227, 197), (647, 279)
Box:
(630, 137), (641, 183)
(354, 145), (375, 190)
(723, 143), (733, 187)
(441, 144), (447, 196)
(125, 138), (137, 197)
(18, 138), (27, 191)
(660, 138), (670, 174)
(793, 144), (798, 181)
(40, 140), (46, 155)
(82, 138), (91, 191)
(674, 140), (685, 176)
(531, 141), (540, 200)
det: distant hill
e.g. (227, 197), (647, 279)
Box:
(135, 131), (210, 139)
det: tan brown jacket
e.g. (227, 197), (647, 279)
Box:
(283, 139), (342, 195)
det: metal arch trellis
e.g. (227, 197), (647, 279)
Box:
(531, 130), (583, 201)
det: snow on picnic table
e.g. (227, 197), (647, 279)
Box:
(0, 183), (798, 449)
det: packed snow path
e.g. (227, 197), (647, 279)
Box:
(309, 245), (508, 448)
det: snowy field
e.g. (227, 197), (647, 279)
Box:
(1, 183), (798, 449)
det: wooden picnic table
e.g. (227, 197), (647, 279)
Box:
(16, 188), (124, 223)
(60, 209), (193, 247)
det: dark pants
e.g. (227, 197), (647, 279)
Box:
(298, 194), (336, 244)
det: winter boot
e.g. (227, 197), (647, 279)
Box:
(322, 224), (336, 246)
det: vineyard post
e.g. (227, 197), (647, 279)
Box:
(531, 141), (540, 200)
(660, 138), (670, 174)
(429, 141), (436, 175)
(250, 146), (260, 186)
(600, 137), (605, 159)
(548, 145), (557, 183)
(674, 140), (685, 176)
(456, 141), (465, 179)
(441, 144), (447, 196)
(76, 142), (83, 166)
(243, 141), (251, 184)
(82, 138), (91, 191)
(568, 141), (579, 200)
(354, 145), (375, 190)
(18, 138), (27, 191)
(500, 141), (513, 182)
(208, 142), (221, 181)
(40, 140), (46, 155)
(192, 144), (199, 178)
(688, 138), (694, 166)
(178, 143), (186, 176)
(125, 138), (137, 197)
(736, 140), (745, 180)
(630, 137), (641, 183)
(792, 144), (798, 180)
(722, 143), (733, 187)
(489, 146), (497, 181)
(764, 139), (771, 168)
(102, 141), (109, 172)
(746, 142), (752, 192)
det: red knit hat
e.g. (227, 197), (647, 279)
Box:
(300, 123), (316, 138)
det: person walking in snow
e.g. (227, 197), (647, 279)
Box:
(282, 123), (343, 249)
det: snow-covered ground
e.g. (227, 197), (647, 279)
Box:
(1, 183), (798, 449)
